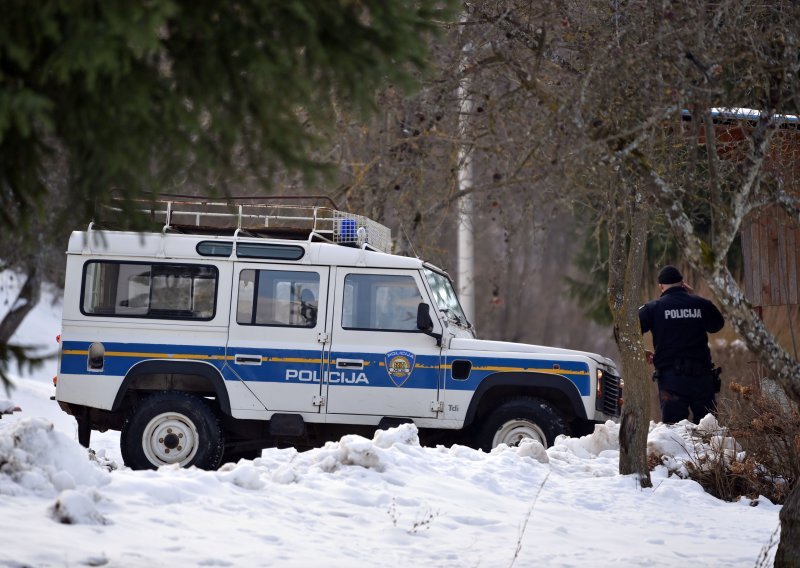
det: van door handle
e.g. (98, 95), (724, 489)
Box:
(336, 359), (364, 369)
(234, 354), (262, 365)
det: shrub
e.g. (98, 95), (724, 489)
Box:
(715, 381), (800, 504)
(647, 379), (798, 505)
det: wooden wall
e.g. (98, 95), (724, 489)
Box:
(741, 205), (800, 307)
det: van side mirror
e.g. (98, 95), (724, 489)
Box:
(417, 303), (442, 346)
(416, 302), (433, 332)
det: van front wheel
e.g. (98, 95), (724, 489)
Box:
(121, 391), (224, 470)
(477, 398), (567, 450)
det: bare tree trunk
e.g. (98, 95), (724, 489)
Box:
(0, 266), (42, 391)
(776, 483), (800, 567)
(606, 183), (652, 488)
(0, 266), (41, 344)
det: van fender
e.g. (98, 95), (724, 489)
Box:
(463, 371), (588, 426)
(112, 360), (232, 416)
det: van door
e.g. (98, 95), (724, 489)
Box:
(226, 263), (329, 413)
(325, 267), (442, 418)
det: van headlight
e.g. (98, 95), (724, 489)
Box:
(596, 368), (604, 399)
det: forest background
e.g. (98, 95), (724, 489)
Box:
(3, 1), (797, 402)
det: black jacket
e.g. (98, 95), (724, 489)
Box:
(639, 286), (724, 372)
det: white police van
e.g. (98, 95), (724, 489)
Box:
(55, 198), (621, 470)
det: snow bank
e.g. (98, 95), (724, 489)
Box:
(49, 489), (109, 525)
(0, 411), (782, 566)
(648, 414), (745, 479)
(220, 423), (425, 486)
(0, 418), (110, 498)
(0, 418), (112, 527)
(0, 406), (763, 506)
(542, 420), (622, 477)
(0, 413), (753, 503)
(0, 398), (18, 414)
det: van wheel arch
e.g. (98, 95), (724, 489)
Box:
(463, 372), (587, 431)
(112, 360), (232, 416)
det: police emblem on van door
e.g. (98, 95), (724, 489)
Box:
(385, 350), (415, 387)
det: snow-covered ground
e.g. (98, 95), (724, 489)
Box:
(0, 284), (782, 567)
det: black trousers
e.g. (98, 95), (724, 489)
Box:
(657, 370), (716, 424)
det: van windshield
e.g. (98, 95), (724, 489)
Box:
(423, 268), (469, 328)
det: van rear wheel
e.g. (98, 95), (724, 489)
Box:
(477, 398), (567, 450)
(121, 391), (224, 470)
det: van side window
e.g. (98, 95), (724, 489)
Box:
(236, 243), (305, 260)
(237, 269), (319, 327)
(342, 274), (423, 331)
(196, 241), (233, 257)
(82, 262), (217, 320)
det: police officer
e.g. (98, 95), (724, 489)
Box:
(639, 265), (725, 424)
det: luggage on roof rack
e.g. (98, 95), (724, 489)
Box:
(99, 195), (393, 254)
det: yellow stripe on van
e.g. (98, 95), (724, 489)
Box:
(64, 349), (225, 361)
(105, 351), (218, 360)
(470, 365), (588, 375)
(269, 357), (324, 364)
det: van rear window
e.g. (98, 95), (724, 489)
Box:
(81, 261), (217, 320)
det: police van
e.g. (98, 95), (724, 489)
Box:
(55, 197), (622, 470)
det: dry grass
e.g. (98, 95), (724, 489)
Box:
(643, 326), (799, 504)
(710, 338), (763, 395)
(716, 381), (800, 504)
(663, 380), (800, 505)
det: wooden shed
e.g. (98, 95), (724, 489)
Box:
(741, 205), (799, 307)
(683, 108), (800, 358)
(697, 109), (800, 308)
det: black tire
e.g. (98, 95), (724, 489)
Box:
(476, 397), (568, 450)
(121, 391), (224, 470)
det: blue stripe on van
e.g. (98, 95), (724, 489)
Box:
(59, 341), (590, 396)
(444, 356), (590, 396)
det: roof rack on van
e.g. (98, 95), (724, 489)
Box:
(100, 195), (393, 254)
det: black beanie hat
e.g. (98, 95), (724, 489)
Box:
(658, 265), (683, 285)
